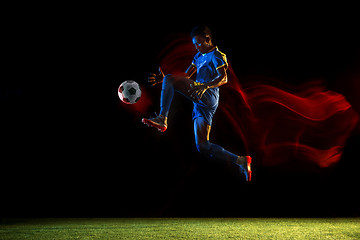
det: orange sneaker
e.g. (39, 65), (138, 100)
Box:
(246, 156), (252, 182)
(142, 114), (168, 132)
(236, 156), (252, 182)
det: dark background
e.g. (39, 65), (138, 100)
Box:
(2, 4), (359, 217)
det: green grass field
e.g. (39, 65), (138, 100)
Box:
(1, 218), (359, 239)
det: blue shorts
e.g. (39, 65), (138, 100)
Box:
(192, 87), (219, 126)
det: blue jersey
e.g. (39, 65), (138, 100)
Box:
(191, 46), (228, 84)
(191, 47), (228, 125)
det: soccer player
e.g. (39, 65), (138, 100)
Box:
(142, 25), (252, 181)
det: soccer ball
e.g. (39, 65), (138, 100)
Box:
(118, 80), (141, 104)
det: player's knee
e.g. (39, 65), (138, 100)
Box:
(196, 141), (211, 154)
(163, 74), (174, 84)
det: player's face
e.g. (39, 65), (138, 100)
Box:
(192, 35), (211, 54)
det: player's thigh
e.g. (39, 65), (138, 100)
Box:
(194, 117), (211, 145)
(170, 75), (195, 100)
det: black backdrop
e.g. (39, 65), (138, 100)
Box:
(2, 4), (359, 217)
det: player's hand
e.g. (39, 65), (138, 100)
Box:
(148, 67), (164, 86)
(188, 83), (208, 101)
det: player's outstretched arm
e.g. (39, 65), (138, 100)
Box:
(148, 67), (164, 86)
(148, 64), (196, 87)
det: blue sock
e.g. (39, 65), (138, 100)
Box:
(196, 141), (239, 163)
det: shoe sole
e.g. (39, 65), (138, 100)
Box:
(142, 118), (167, 132)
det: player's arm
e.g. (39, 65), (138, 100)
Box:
(185, 64), (196, 79)
(148, 67), (165, 86)
(204, 66), (228, 89)
(148, 65), (196, 86)
(189, 66), (227, 100)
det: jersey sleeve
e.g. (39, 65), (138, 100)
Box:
(191, 53), (200, 68)
(212, 51), (228, 70)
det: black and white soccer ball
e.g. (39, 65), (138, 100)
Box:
(118, 80), (141, 104)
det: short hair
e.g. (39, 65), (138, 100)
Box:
(190, 25), (212, 39)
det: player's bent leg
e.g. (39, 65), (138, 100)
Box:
(194, 117), (252, 181)
(196, 141), (239, 163)
(143, 74), (195, 132)
(159, 74), (197, 115)
(142, 74), (176, 132)
(171, 75), (197, 101)
(196, 141), (252, 181)
(194, 117), (238, 162)
(159, 74), (175, 117)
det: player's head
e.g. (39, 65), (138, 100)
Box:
(191, 25), (214, 54)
